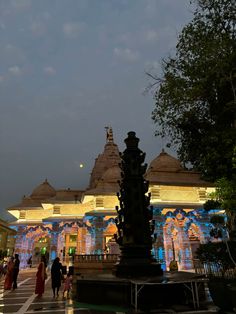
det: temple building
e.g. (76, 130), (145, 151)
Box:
(0, 219), (16, 257)
(6, 128), (216, 270)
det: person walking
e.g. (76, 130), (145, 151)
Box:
(51, 257), (62, 298)
(63, 273), (72, 299)
(4, 257), (14, 290)
(35, 255), (47, 298)
(12, 254), (20, 290)
(27, 256), (32, 268)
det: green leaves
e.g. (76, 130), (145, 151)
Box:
(204, 200), (221, 211)
(152, 0), (236, 181)
(196, 241), (236, 270)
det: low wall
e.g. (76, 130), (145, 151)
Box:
(73, 254), (119, 274)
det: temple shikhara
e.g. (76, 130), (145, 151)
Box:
(6, 128), (216, 270)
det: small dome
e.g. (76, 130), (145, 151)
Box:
(30, 179), (56, 200)
(101, 166), (121, 183)
(148, 150), (183, 172)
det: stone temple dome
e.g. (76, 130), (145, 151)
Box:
(101, 165), (121, 183)
(84, 165), (121, 195)
(148, 149), (183, 172)
(145, 149), (210, 186)
(30, 179), (56, 200)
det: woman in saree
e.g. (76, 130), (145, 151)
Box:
(4, 257), (14, 290)
(35, 255), (47, 297)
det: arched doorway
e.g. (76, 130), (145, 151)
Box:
(163, 210), (203, 270)
(104, 221), (120, 254)
(33, 234), (50, 265)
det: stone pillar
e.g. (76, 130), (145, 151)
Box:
(92, 216), (105, 254)
(163, 227), (175, 271)
(198, 210), (212, 243)
(14, 226), (25, 254)
(153, 207), (166, 270)
(50, 222), (59, 262)
(77, 228), (81, 254)
(65, 233), (70, 263)
(85, 228), (93, 254)
(178, 223), (193, 270)
(1, 232), (7, 252)
(27, 238), (34, 267)
(77, 226), (88, 255)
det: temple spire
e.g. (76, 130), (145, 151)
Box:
(105, 126), (114, 143)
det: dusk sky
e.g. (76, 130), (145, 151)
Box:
(0, 0), (193, 220)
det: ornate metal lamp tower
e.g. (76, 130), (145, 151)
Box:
(115, 131), (163, 277)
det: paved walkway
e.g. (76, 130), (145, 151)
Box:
(0, 268), (226, 314)
(0, 268), (127, 314)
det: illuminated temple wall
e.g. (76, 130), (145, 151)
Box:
(6, 128), (218, 270)
(152, 207), (213, 270)
(10, 216), (119, 268)
(9, 204), (215, 271)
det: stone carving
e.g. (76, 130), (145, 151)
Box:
(115, 131), (163, 277)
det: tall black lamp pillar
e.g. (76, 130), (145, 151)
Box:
(114, 131), (163, 277)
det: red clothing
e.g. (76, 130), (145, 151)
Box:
(35, 262), (46, 296)
(4, 260), (14, 290)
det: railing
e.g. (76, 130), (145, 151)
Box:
(193, 259), (236, 279)
(74, 254), (119, 263)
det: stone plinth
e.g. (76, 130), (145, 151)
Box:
(74, 273), (130, 307)
(73, 271), (207, 312)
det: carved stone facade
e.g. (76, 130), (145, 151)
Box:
(6, 128), (216, 270)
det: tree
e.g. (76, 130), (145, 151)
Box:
(151, 0), (236, 182)
(204, 146), (236, 240)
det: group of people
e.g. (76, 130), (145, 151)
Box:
(4, 254), (20, 290)
(3, 254), (72, 299)
(35, 256), (72, 299)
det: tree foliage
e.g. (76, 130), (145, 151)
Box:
(203, 146), (236, 240)
(196, 241), (236, 271)
(204, 199), (221, 211)
(152, 0), (236, 181)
